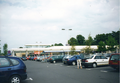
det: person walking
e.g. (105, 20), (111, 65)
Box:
(76, 53), (82, 69)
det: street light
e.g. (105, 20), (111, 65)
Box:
(62, 28), (72, 45)
(62, 28), (72, 55)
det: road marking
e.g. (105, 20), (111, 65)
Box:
(100, 70), (108, 72)
(86, 69), (91, 70)
(67, 66), (72, 67)
(26, 78), (33, 81)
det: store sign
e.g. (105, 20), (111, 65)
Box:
(34, 51), (43, 54)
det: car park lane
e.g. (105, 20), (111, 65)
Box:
(22, 60), (119, 83)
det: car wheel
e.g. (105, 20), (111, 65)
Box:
(72, 62), (76, 65)
(92, 63), (97, 68)
(9, 75), (21, 83)
(53, 61), (56, 63)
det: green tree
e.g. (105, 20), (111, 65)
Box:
(76, 34), (85, 45)
(85, 34), (93, 46)
(84, 34), (93, 54)
(97, 41), (106, 53)
(94, 34), (106, 45)
(106, 36), (117, 52)
(3, 43), (8, 55)
(52, 43), (63, 46)
(68, 37), (78, 45)
(70, 45), (77, 55)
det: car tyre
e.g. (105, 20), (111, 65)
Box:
(92, 63), (97, 68)
(9, 75), (21, 83)
(72, 62), (76, 65)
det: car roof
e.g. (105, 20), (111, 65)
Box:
(0, 56), (20, 59)
(111, 53), (120, 55)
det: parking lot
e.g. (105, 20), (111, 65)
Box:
(22, 60), (119, 83)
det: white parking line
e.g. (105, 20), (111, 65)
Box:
(26, 77), (33, 81)
(100, 70), (108, 73)
(86, 69), (91, 70)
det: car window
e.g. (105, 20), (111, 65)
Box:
(90, 56), (93, 59)
(101, 56), (107, 59)
(110, 55), (120, 61)
(10, 59), (19, 65)
(0, 58), (10, 67)
(71, 56), (76, 59)
(95, 56), (100, 59)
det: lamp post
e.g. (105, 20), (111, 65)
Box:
(62, 28), (72, 46)
(62, 28), (72, 55)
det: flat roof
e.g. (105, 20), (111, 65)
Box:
(25, 44), (51, 46)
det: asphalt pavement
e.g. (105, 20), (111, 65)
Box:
(22, 60), (119, 83)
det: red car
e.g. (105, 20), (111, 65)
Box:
(109, 53), (120, 70)
(33, 56), (37, 61)
(26, 56), (30, 60)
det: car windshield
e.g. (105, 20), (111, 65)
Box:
(89, 56), (94, 59)
(110, 54), (120, 61)
(51, 56), (57, 58)
(70, 56), (76, 59)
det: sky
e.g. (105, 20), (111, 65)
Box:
(0, 0), (119, 51)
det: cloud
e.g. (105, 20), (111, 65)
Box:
(0, 0), (119, 51)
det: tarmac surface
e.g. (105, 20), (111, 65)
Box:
(22, 60), (119, 83)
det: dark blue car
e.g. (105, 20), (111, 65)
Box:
(64, 54), (84, 65)
(0, 56), (27, 83)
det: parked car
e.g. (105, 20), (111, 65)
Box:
(49, 55), (64, 63)
(20, 56), (27, 61)
(26, 56), (30, 60)
(62, 55), (72, 64)
(36, 56), (41, 61)
(0, 56), (27, 83)
(103, 53), (112, 59)
(33, 56), (37, 61)
(82, 54), (109, 68)
(29, 56), (34, 60)
(64, 55), (84, 65)
(109, 53), (120, 70)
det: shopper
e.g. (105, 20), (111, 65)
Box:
(76, 53), (82, 69)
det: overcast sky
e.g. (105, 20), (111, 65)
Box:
(0, 0), (119, 51)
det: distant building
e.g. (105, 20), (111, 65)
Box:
(0, 40), (1, 54)
(11, 44), (98, 57)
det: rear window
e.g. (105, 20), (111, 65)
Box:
(0, 58), (10, 67)
(110, 54), (120, 61)
(10, 59), (19, 65)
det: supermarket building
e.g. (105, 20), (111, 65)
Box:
(11, 44), (98, 57)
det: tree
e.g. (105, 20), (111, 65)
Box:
(97, 41), (106, 53)
(106, 36), (117, 52)
(3, 43), (8, 55)
(85, 34), (93, 46)
(84, 34), (93, 54)
(51, 43), (63, 46)
(69, 45), (77, 55)
(76, 34), (85, 45)
(94, 34), (106, 45)
(68, 37), (78, 45)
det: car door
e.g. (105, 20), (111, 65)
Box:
(101, 56), (109, 65)
(0, 57), (13, 83)
(94, 56), (102, 66)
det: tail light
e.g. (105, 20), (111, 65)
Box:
(67, 59), (69, 61)
(85, 60), (88, 62)
(50, 58), (52, 60)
